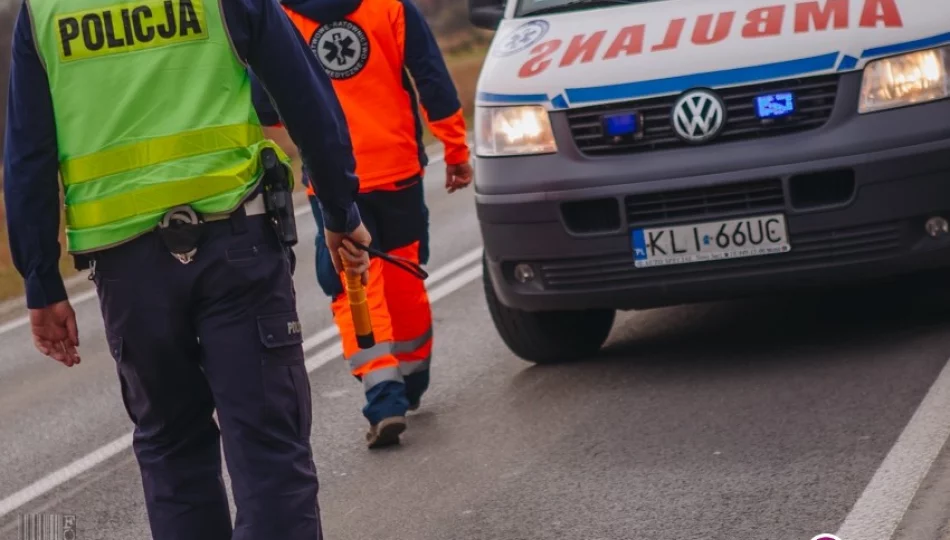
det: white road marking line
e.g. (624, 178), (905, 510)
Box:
(299, 246), (482, 354)
(0, 289), (100, 336)
(0, 433), (133, 519)
(836, 357), (950, 540)
(305, 262), (482, 372)
(0, 252), (483, 520)
(424, 247), (483, 284)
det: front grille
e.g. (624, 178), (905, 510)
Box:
(539, 222), (903, 291)
(625, 179), (784, 229)
(567, 74), (840, 156)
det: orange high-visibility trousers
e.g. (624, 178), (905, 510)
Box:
(311, 176), (432, 424)
(330, 242), (432, 387)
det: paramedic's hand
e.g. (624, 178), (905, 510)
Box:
(326, 223), (372, 285)
(446, 162), (474, 194)
(29, 300), (81, 367)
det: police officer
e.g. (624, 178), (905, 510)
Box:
(253, 0), (473, 449)
(4, 0), (370, 537)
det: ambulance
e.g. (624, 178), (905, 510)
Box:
(468, 0), (950, 363)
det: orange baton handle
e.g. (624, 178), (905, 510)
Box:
(343, 257), (376, 349)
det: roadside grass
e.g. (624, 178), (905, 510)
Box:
(0, 44), (488, 302)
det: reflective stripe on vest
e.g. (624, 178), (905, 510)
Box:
(61, 123), (263, 187)
(67, 150), (257, 229)
(27, 0), (290, 253)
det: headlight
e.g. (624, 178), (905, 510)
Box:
(859, 46), (950, 113)
(475, 105), (557, 157)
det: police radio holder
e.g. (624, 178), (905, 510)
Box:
(260, 147), (298, 247)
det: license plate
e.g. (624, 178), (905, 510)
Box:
(632, 214), (791, 268)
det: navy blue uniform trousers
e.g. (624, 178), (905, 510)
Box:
(91, 210), (322, 540)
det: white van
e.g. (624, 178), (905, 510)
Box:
(468, 0), (950, 363)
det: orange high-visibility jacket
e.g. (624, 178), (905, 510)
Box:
(253, 0), (470, 195)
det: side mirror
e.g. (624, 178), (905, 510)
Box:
(469, 0), (505, 30)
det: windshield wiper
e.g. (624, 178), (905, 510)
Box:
(525, 0), (636, 16)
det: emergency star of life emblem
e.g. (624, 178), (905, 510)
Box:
(310, 20), (370, 80)
(672, 89), (726, 143)
(493, 20), (549, 57)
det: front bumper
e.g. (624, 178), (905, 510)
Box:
(475, 74), (950, 312)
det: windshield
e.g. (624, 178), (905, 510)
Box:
(516, 0), (655, 17)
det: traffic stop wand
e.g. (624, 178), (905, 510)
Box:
(340, 240), (430, 350)
(342, 248), (376, 349)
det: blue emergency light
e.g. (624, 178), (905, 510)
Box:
(603, 112), (641, 138)
(755, 92), (796, 119)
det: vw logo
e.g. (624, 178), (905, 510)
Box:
(672, 89), (726, 143)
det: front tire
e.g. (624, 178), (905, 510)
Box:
(482, 255), (616, 364)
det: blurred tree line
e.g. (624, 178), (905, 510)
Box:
(0, 1), (16, 153)
(0, 0), (489, 154)
(415, 0), (493, 53)
(0, 0), (490, 298)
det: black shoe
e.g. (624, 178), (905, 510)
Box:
(366, 416), (407, 449)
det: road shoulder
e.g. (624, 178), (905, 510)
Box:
(893, 426), (950, 540)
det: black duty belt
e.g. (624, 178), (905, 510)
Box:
(157, 194), (268, 265)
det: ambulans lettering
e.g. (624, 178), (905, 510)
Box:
(859, 0), (903, 27)
(517, 0), (904, 78)
(793, 0), (901, 32)
(56, 0), (207, 62)
(794, 0), (848, 32)
(652, 18), (684, 52)
(603, 25), (644, 59)
(693, 12), (735, 45)
(744, 6), (785, 38)
(559, 31), (605, 67)
(518, 39), (561, 78)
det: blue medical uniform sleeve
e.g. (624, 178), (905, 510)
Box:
(3, 5), (68, 309)
(227, 0), (361, 233)
(399, 0), (462, 122)
(250, 71), (282, 128)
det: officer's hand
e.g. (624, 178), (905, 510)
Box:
(29, 300), (81, 367)
(446, 162), (474, 194)
(326, 222), (372, 285)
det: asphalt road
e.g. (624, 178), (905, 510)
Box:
(4, 155), (950, 540)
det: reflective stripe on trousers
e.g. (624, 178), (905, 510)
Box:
(362, 366), (403, 391)
(392, 326), (432, 356)
(393, 326), (432, 376)
(346, 326), (433, 390)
